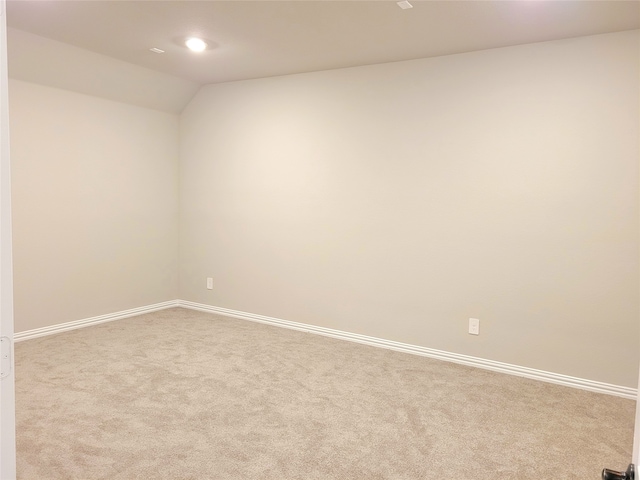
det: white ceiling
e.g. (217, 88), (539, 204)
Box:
(7, 0), (640, 86)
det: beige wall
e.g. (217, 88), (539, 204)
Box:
(10, 79), (180, 332)
(8, 30), (639, 388)
(179, 31), (639, 387)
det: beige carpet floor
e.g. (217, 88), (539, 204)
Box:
(15, 307), (635, 479)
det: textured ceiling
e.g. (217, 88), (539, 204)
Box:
(7, 1), (640, 86)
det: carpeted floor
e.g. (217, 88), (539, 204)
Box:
(15, 307), (635, 479)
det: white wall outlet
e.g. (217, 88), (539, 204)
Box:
(206, 277), (213, 290)
(468, 318), (480, 335)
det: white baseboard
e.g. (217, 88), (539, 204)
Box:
(15, 299), (636, 399)
(178, 300), (637, 400)
(14, 300), (180, 342)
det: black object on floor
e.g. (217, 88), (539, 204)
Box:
(602, 463), (635, 480)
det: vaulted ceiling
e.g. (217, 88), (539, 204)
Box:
(6, 1), (639, 112)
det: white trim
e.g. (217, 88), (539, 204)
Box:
(178, 300), (637, 400)
(0, 1), (16, 476)
(14, 300), (179, 342)
(14, 299), (636, 399)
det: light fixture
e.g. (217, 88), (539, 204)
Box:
(397, 0), (413, 9)
(185, 37), (207, 52)
(149, 47), (165, 54)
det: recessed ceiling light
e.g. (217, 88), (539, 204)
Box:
(149, 47), (165, 54)
(185, 37), (207, 52)
(397, 0), (413, 9)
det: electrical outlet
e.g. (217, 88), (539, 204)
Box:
(206, 277), (213, 290)
(468, 318), (480, 335)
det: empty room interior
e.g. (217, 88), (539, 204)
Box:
(4, 0), (640, 478)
